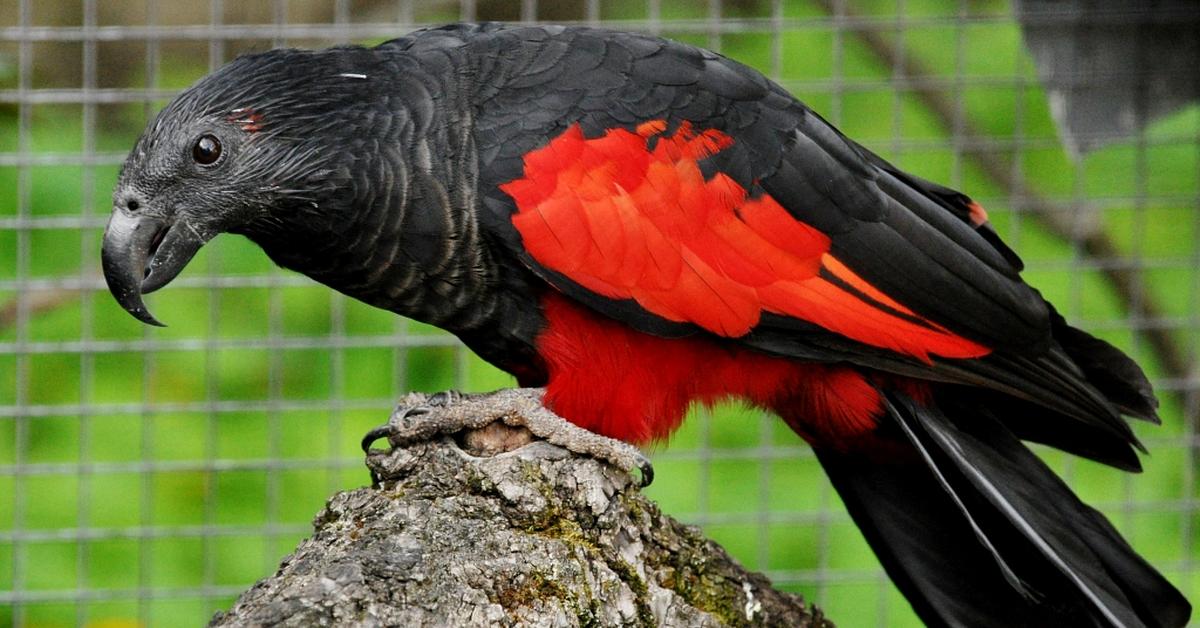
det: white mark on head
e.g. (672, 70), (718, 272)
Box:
(338, 73), (368, 80)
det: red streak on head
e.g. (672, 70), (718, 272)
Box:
(228, 108), (264, 133)
(536, 292), (884, 448)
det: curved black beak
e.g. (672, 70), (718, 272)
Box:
(101, 209), (211, 326)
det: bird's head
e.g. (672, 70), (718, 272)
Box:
(102, 46), (383, 325)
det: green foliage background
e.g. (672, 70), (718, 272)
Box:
(0, 0), (1196, 626)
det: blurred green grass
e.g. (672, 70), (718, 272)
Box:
(1, 0), (1198, 626)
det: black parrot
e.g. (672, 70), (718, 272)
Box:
(101, 23), (1191, 627)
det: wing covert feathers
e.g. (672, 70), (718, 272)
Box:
(502, 121), (989, 360)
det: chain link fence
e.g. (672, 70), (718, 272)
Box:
(1, 0), (1197, 626)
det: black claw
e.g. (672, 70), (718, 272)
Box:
(391, 406), (429, 431)
(361, 424), (394, 453)
(638, 459), (655, 488)
(427, 390), (462, 407)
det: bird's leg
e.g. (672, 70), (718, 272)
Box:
(362, 387), (653, 486)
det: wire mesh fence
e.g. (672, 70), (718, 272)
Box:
(0, 0), (1197, 626)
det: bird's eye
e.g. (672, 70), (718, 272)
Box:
(192, 134), (222, 165)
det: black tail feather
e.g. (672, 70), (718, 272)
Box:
(816, 450), (1059, 627)
(961, 389), (1144, 472)
(1047, 303), (1160, 422)
(816, 391), (1190, 627)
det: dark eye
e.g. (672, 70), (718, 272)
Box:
(192, 134), (222, 165)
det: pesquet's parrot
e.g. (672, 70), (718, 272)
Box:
(100, 23), (1191, 627)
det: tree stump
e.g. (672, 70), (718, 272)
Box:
(209, 392), (829, 627)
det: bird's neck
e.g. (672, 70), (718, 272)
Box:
(239, 55), (498, 333)
(241, 42), (550, 375)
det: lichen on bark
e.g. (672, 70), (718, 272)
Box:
(209, 393), (829, 627)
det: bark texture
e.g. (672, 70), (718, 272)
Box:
(209, 398), (828, 627)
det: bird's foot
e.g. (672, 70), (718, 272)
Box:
(362, 388), (653, 487)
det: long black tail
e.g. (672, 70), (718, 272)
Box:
(817, 391), (1191, 627)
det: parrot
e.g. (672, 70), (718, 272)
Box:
(100, 23), (1191, 627)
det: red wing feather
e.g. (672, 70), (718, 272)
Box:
(502, 122), (990, 361)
